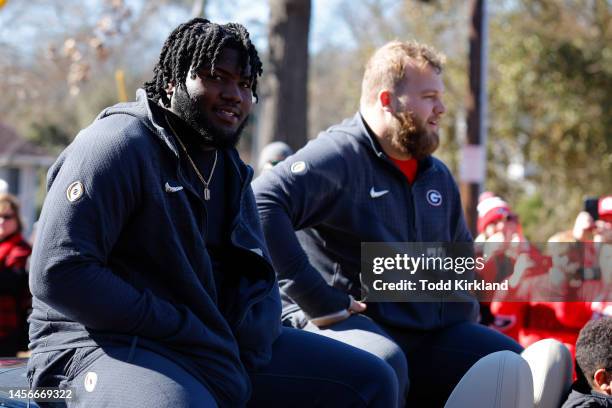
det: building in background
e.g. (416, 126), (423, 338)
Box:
(0, 121), (54, 236)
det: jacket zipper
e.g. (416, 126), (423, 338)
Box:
(227, 155), (277, 328)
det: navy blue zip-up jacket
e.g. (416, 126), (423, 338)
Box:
(28, 90), (282, 407)
(253, 113), (478, 329)
(562, 387), (612, 407)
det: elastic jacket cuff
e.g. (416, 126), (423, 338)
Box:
(293, 283), (351, 320)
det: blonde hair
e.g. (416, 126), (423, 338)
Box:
(0, 193), (23, 233)
(360, 40), (446, 108)
(546, 230), (578, 258)
(547, 230), (576, 243)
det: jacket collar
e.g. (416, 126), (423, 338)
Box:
(130, 89), (248, 182)
(93, 89), (252, 191)
(121, 88), (181, 159)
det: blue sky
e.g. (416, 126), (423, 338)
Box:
(0, 0), (357, 66)
(176, 0), (356, 53)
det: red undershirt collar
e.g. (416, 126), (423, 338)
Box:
(390, 157), (418, 184)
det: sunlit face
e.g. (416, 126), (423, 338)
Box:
(0, 203), (18, 241)
(170, 47), (253, 148)
(484, 216), (519, 240)
(594, 218), (612, 243)
(386, 64), (445, 159)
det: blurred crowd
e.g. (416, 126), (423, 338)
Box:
(0, 192), (32, 357)
(474, 192), (612, 362)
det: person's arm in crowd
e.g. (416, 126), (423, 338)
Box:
(573, 211), (595, 241)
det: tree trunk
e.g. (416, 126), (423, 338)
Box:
(258, 0), (311, 153)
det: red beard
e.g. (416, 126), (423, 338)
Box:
(389, 111), (439, 160)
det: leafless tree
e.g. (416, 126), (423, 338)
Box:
(258, 0), (311, 152)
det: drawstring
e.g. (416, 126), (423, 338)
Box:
(27, 365), (34, 408)
(127, 336), (139, 363)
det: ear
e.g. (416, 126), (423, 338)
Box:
(593, 368), (610, 393)
(378, 90), (394, 113)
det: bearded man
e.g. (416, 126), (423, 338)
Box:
(27, 19), (398, 408)
(253, 40), (522, 407)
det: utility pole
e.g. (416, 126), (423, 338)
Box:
(460, 0), (488, 236)
(191, 0), (206, 18)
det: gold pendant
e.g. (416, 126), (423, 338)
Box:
(204, 187), (210, 201)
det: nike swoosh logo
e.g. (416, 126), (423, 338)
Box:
(164, 182), (184, 193)
(370, 187), (389, 198)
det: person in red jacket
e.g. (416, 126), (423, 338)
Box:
(491, 231), (594, 358)
(475, 193), (542, 282)
(0, 193), (32, 356)
(474, 193), (543, 330)
(585, 243), (612, 319)
(491, 201), (612, 367)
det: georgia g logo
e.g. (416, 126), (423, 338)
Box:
(66, 181), (85, 202)
(426, 190), (442, 207)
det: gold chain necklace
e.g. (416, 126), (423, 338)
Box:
(166, 114), (218, 201)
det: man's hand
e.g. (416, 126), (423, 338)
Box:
(594, 219), (612, 243)
(548, 256), (580, 286)
(348, 295), (367, 314)
(573, 211), (595, 241)
(483, 232), (510, 257)
(309, 295), (367, 328)
(508, 253), (535, 288)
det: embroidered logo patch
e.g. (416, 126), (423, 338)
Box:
(369, 187), (389, 198)
(164, 182), (184, 193)
(66, 181), (84, 202)
(426, 190), (442, 206)
(290, 161), (306, 174)
(84, 371), (98, 392)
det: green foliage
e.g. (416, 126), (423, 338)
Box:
(488, 0), (611, 240)
(24, 72), (124, 153)
(514, 193), (545, 240)
(27, 121), (75, 155)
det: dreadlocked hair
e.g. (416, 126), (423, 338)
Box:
(144, 18), (263, 107)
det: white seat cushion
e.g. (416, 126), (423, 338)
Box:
(521, 339), (573, 408)
(445, 350), (534, 408)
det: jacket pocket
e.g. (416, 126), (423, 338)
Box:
(235, 289), (282, 370)
(28, 348), (77, 389)
(64, 347), (105, 382)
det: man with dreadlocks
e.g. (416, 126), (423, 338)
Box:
(253, 40), (523, 407)
(27, 18), (397, 407)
